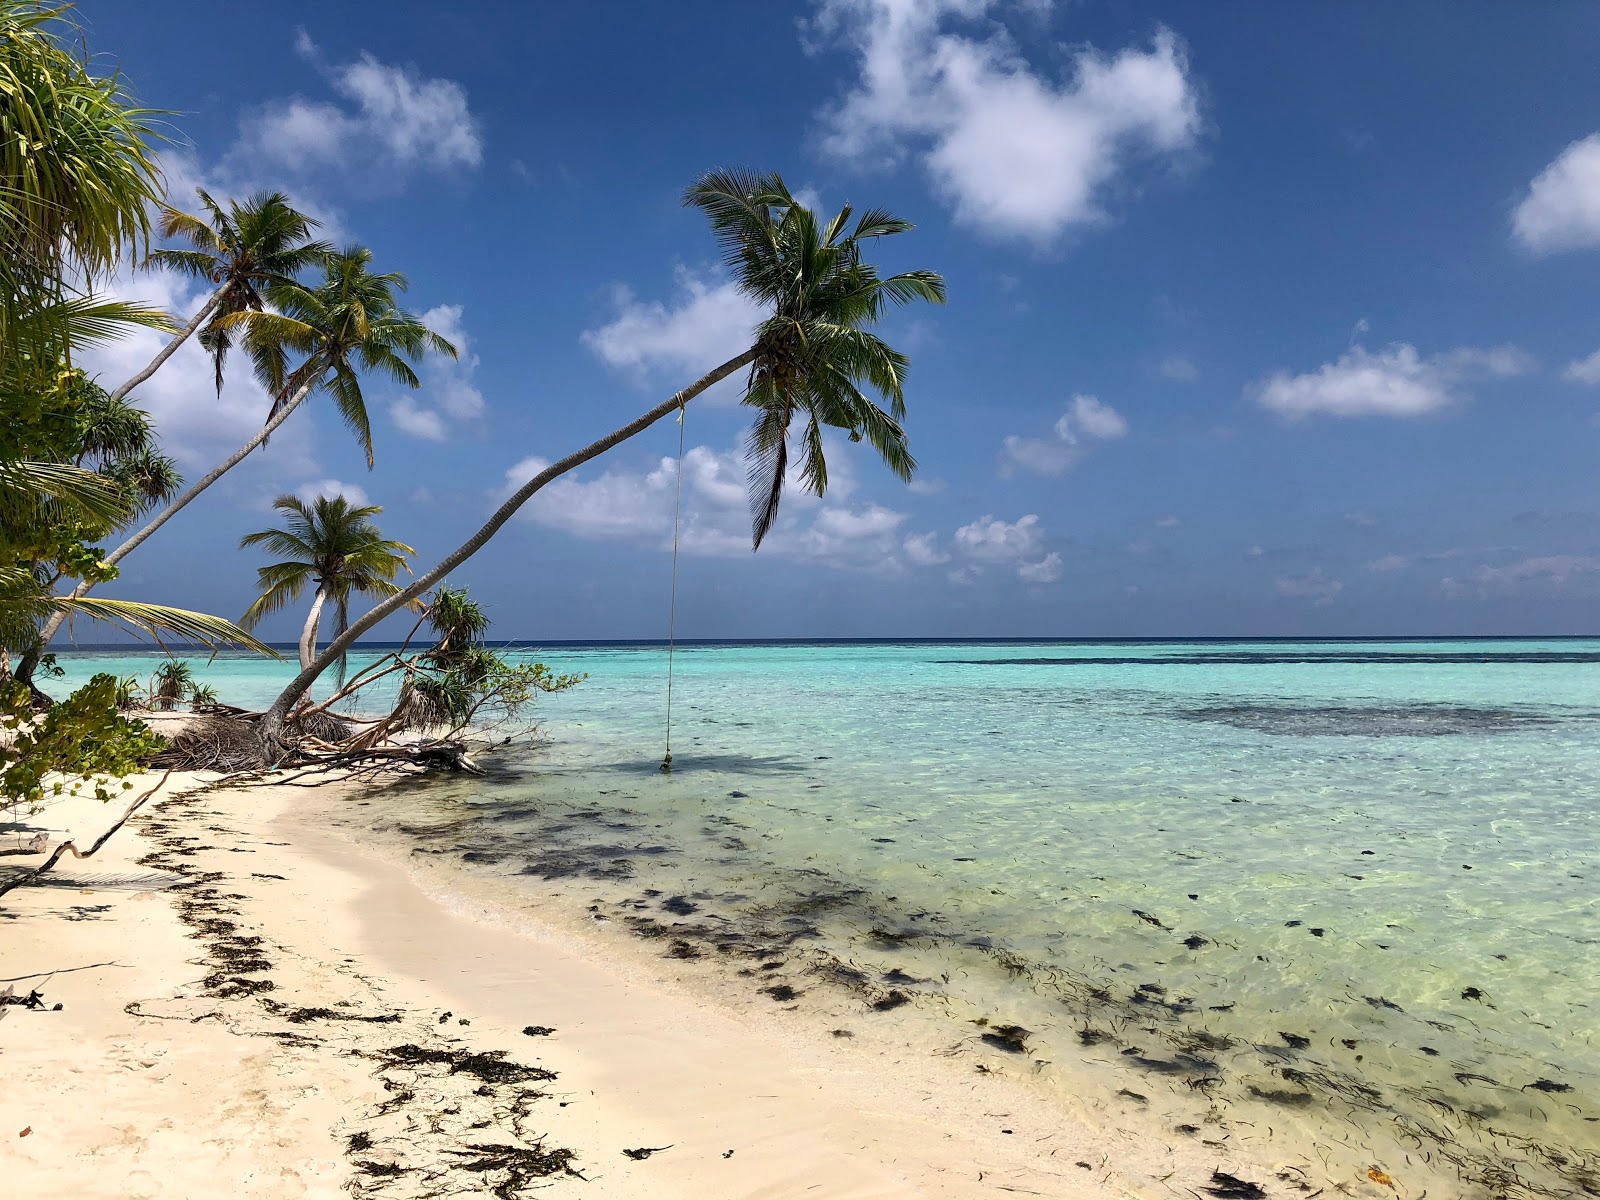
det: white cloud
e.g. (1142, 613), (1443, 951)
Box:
(387, 304), (485, 441)
(581, 266), (761, 390)
(1276, 569), (1343, 605)
(1511, 134), (1600, 254)
(812, 1), (1200, 243)
(952, 512), (1061, 580)
(501, 441), (902, 570)
(953, 512), (1043, 561)
(907, 477), (947, 495)
(295, 478), (369, 507)
(1154, 514), (1181, 528)
(1017, 551), (1062, 583)
(999, 393), (1127, 475)
(238, 32), (483, 180)
(388, 396), (448, 442)
(1563, 348), (1600, 385)
(1067, 393), (1129, 439)
(1254, 342), (1531, 420)
(903, 531), (950, 565)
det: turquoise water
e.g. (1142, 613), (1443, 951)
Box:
(53, 640), (1600, 1196)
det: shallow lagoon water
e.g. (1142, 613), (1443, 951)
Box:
(56, 639), (1600, 1196)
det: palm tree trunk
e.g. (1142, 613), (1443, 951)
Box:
(107, 286), (226, 404)
(299, 586), (328, 671)
(255, 348), (757, 757)
(28, 372), (321, 661)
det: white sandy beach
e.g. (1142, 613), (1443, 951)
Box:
(0, 768), (1176, 1199)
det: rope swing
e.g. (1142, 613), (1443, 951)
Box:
(661, 400), (687, 774)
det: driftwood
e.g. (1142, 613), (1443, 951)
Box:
(268, 739), (483, 786)
(0, 770), (173, 901)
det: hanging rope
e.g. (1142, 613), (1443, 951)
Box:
(661, 400), (687, 774)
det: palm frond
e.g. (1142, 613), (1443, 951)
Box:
(60, 597), (281, 657)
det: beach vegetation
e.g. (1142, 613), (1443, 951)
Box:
(148, 659), (195, 711)
(239, 493), (420, 680)
(0, 673), (166, 809)
(0, 1), (274, 810)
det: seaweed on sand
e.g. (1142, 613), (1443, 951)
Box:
(980, 1024), (1031, 1054)
(1200, 1172), (1267, 1199)
(446, 1143), (579, 1196)
(375, 1043), (556, 1086)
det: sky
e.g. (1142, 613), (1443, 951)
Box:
(64, 0), (1600, 640)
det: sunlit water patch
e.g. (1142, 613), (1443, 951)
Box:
(55, 639), (1600, 1197)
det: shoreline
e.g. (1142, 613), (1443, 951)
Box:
(1, 769), (1135, 1198)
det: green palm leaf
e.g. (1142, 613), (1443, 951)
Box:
(684, 170), (945, 547)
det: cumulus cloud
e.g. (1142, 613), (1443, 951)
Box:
(951, 512), (1059, 582)
(386, 304), (485, 441)
(953, 512), (1043, 560)
(239, 31), (482, 180)
(1275, 569), (1343, 605)
(1511, 134), (1600, 254)
(1563, 348), (1600, 385)
(811, 1), (1201, 243)
(999, 393), (1127, 475)
(389, 397), (447, 442)
(581, 266), (762, 393)
(1017, 551), (1062, 583)
(500, 441), (906, 570)
(1253, 342), (1532, 420)
(903, 531), (950, 565)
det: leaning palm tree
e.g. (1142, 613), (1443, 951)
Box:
(239, 493), (417, 681)
(33, 248), (456, 652)
(254, 170), (944, 754)
(111, 189), (331, 402)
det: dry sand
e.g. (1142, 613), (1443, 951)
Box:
(0, 768), (1206, 1199)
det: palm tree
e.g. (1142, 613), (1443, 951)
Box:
(110, 189), (331, 403)
(239, 494), (417, 680)
(254, 170), (944, 754)
(33, 248), (456, 651)
(0, 1), (162, 352)
(689, 170), (943, 544)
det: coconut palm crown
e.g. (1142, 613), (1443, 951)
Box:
(684, 169), (946, 547)
(226, 247), (457, 468)
(239, 494), (418, 681)
(148, 189), (332, 394)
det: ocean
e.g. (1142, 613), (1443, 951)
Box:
(52, 638), (1600, 1196)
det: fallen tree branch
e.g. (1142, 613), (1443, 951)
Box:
(0, 770), (173, 901)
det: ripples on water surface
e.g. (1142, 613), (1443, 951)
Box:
(59, 639), (1600, 1196)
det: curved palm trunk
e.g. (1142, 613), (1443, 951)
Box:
(29, 373), (320, 660)
(107, 286), (226, 404)
(255, 348), (757, 757)
(299, 586), (328, 672)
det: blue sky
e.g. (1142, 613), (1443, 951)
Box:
(69, 0), (1600, 640)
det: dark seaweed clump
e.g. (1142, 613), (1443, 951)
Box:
(377, 1044), (556, 1086)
